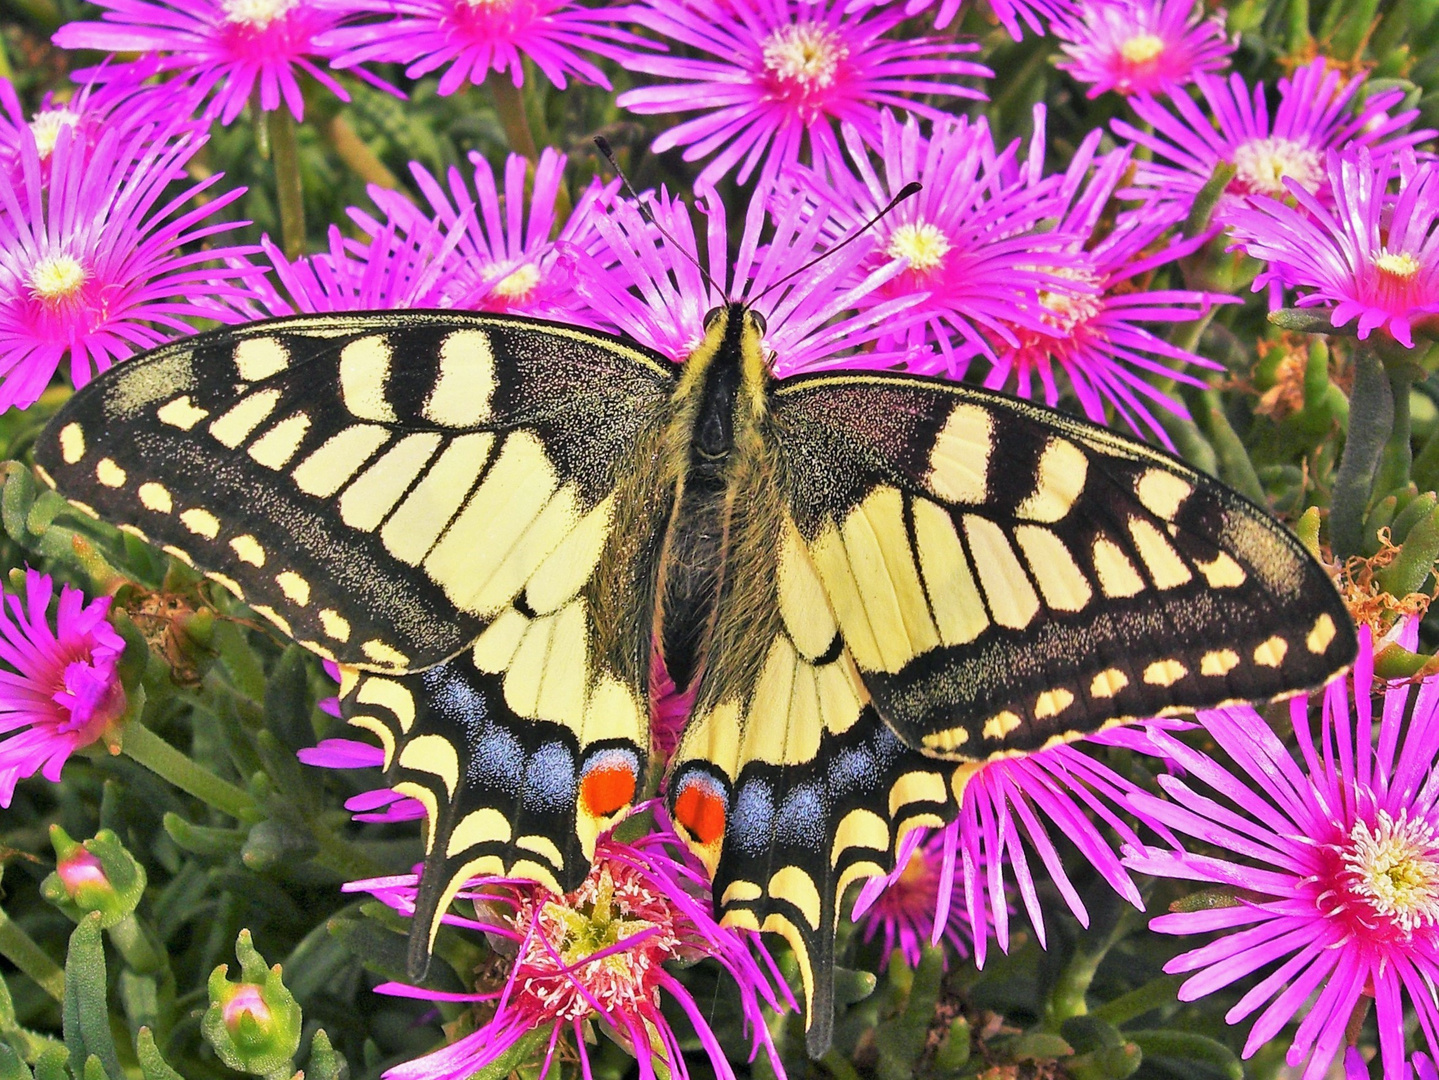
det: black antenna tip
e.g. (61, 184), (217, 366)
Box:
(897, 180), (922, 200)
(594, 135), (615, 162)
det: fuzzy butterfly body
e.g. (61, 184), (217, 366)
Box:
(36, 304), (1356, 1053)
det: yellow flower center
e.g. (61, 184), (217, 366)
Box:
(541, 868), (656, 976)
(491, 262), (541, 300)
(762, 23), (847, 91)
(1232, 137), (1323, 197)
(1119, 32), (1165, 65)
(28, 254), (87, 303)
(221, 0), (297, 28)
(1343, 810), (1439, 936)
(886, 221), (951, 275)
(1034, 266), (1103, 333)
(29, 109), (80, 159)
(1376, 250), (1420, 279)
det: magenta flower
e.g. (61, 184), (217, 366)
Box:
(360, 148), (616, 319)
(799, 109), (1077, 374)
(614, 0), (990, 189)
(52, 0), (391, 124)
(571, 182), (922, 371)
(314, 0), (635, 95)
(1054, 0), (1234, 98)
(0, 570), (126, 808)
(1114, 59), (1433, 225)
(851, 830), (976, 969)
(903, 0), (1074, 39)
(981, 119), (1230, 445)
(1124, 629), (1439, 1079)
(1227, 149), (1439, 348)
(0, 124), (254, 411)
(348, 824), (788, 1080)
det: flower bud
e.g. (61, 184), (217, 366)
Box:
(203, 930), (302, 1076)
(40, 826), (145, 928)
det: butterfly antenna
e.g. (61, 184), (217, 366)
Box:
(750, 181), (922, 306)
(593, 136), (728, 300)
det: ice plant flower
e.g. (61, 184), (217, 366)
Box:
(614, 0), (990, 189)
(903, 0), (1074, 39)
(203, 930), (303, 1075)
(1124, 628), (1439, 1079)
(0, 124), (253, 409)
(1114, 59), (1432, 225)
(851, 829), (976, 969)
(982, 118), (1228, 444)
(800, 110), (1077, 374)
(314, 0), (636, 96)
(52, 0), (390, 124)
(0, 570), (126, 808)
(1053, 0), (1233, 98)
(349, 825), (788, 1080)
(361, 148), (617, 319)
(1227, 149), (1439, 347)
(571, 180), (923, 371)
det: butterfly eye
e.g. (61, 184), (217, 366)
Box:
(703, 307), (723, 330)
(749, 311), (767, 336)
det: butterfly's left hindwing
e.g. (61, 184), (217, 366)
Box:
(769, 371), (1357, 758)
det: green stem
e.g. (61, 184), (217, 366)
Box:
(1287, 0), (1310, 54)
(1374, 365), (1415, 498)
(269, 108), (306, 261)
(1201, 389), (1266, 504)
(1090, 974), (1185, 1027)
(1044, 908), (1140, 1027)
(326, 115), (401, 191)
(487, 76), (539, 163)
(1332, 344), (1395, 558)
(108, 914), (162, 975)
(0, 908), (65, 1001)
(122, 722), (259, 822)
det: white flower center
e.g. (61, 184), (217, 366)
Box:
(886, 221), (951, 274)
(28, 253), (87, 302)
(1119, 32), (1165, 64)
(1376, 250), (1420, 279)
(1343, 810), (1439, 936)
(491, 262), (540, 300)
(1035, 266), (1103, 333)
(1232, 137), (1323, 197)
(762, 23), (847, 91)
(29, 108), (80, 159)
(221, 0), (297, 28)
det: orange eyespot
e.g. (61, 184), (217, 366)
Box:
(673, 777), (727, 846)
(580, 762), (637, 819)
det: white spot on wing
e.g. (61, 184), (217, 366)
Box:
(423, 330), (497, 427)
(59, 423), (85, 463)
(233, 337), (290, 382)
(339, 336), (397, 422)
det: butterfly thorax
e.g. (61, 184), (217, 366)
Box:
(652, 304), (775, 699)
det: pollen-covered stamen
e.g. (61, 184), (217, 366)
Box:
(761, 22), (848, 95)
(29, 109), (80, 159)
(1035, 266), (1103, 334)
(1377, 250), (1421, 279)
(28, 254), (88, 304)
(1118, 32), (1164, 65)
(1340, 810), (1439, 937)
(490, 262), (541, 300)
(220, 0), (298, 28)
(1232, 136), (1323, 197)
(886, 221), (952, 275)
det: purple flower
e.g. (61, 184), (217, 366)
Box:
(314, 0), (635, 96)
(1114, 59), (1433, 226)
(614, 0), (989, 189)
(347, 823), (789, 1080)
(0, 123), (254, 411)
(1124, 629), (1439, 1079)
(851, 829), (976, 969)
(903, 0), (1074, 38)
(53, 0), (390, 124)
(359, 148), (617, 318)
(1054, 0), (1234, 98)
(794, 110), (1067, 374)
(1227, 149), (1439, 347)
(981, 117), (1230, 445)
(0, 570), (127, 808)
(571, 182), (922, 371)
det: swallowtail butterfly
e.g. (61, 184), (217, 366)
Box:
(35, 303), (1356, 1052)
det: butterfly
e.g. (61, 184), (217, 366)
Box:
(35, 302), (1356, 1053)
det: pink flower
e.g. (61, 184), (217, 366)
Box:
(52, 0), (392, 124)
(614, 0), (989, 189)
(851, 830), (976, 969)
(903, 0), (1074, 38)
(0, 123), (254, 411)
(314, 0), (636, 95)
(1227, 149), (1439, 347)
(1054, 0), (1234, 98)
(1114, 58), (1433, 226)
(0, 570), (126, 808)
(1124, 629), (1439, 1079)
(349, 825), (789, 1080)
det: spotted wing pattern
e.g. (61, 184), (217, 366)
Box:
(769, 371), (1356, 759)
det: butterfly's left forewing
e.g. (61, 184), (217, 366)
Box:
(36, 311), (679, 968)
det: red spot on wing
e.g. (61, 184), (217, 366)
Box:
(674, 779), (727, 846)
(580, 763), (636, 818)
